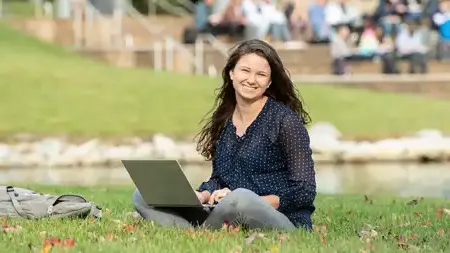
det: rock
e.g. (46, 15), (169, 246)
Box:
(369, 139), (408, 162)
(308, 122), (342, 139)
(415, 129), (444, 139)
(0, 125), (448, 167)
(152, 134), (180, 158)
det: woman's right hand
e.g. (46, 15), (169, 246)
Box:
(196, 191), (211, 204)
(208, 188), (231, 204)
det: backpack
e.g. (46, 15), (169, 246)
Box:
(0, 186), (102, 219)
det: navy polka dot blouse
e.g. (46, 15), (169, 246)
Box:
(197, 96), (317, 229)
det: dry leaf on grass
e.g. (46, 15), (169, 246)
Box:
(41, 237), (75, 253)
(1, 225), (22, 233)
(244, 232), (265, 245)
(436, 207), (450, 219)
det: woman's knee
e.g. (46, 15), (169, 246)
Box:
(219, 188), (265, 212)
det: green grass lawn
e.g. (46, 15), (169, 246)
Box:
(0, 23), (449, 140)
(1, 185), (449, 252)
(1, 0), (35, 17)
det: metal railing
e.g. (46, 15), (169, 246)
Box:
(28, 0), (230, 75)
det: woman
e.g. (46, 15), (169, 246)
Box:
(133, 39), (316, 231)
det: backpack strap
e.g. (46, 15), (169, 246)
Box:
(6, 186), (28, 218)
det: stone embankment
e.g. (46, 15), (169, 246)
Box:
(0, 123), (449, 168)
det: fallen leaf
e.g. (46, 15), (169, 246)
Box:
(41, 241), (52, 253)
(123, 223), (137, 232)
(39, 231), (47, 240)
(406, 199), (419, 206)
(320, 235), (326, 245)
(396, 235), (409, 249)
(106, 232), (115, 241)
(2, 225), (22, 233)
(228, 245), (242, 253)
(1, 217), (7, 226)
(63, 238), (75, 247)
(278, 233), (289, 244)
(419, 220), (432, 227)
(313, 224), (327, 235)
(359, 228), (378, 243)
(46, 237), (62, 245)
(437, 228), (444, 237)
(413, 212), (422, 217)
(364, 195), (373, 204)
(436, 208), (443, 219)
(104, 208), (111, 215)
(245, 232), (258, 245)
(408, 233), (418, 240)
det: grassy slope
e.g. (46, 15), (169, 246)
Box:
(0, 23), (449, 140)
(0, 185), (449, 252)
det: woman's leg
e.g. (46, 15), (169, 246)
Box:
(203, 188), (297, 231)
(132, 188), (194, 229)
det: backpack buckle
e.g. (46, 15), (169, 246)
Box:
(6, 186), (14, 193)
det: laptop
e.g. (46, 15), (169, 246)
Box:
(122, 159), (215, 224)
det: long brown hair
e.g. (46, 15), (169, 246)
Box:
(195, 39), (311, 161)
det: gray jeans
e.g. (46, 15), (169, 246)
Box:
(132, 188), (296, 231)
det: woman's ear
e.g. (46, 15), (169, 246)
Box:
(229, 70), (234, 80)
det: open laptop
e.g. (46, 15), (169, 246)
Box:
(122, 159), (216, 224)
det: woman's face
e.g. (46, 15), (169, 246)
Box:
(229, 53), (271, 102)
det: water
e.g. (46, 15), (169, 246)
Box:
(1, 163), (449, 198)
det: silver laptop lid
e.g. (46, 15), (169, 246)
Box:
(122, 159), (202, 208)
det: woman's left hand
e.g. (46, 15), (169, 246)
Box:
(209, 188), (231, 204)
(261, 195), (280, 209)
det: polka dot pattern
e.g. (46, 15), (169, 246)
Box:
(197, 97), (317, 228)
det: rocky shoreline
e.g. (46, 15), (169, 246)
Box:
(0, 123), (449, 168)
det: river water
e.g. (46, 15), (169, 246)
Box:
(1, 163), (449, 198)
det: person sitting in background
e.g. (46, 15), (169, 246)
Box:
(307, 0), (331, 42)
(260, 0), (293, 42)
(133, 39), (317, 231)
(330, 24), (353, 75)
(284, 0), (312, 41)
(242, 0), (292, 42)
(355, 16), (380, 58)
(395, 18), (429, 73)
(375, 25), (400, 74)
(206, 0), (247, 40)
(194, 0), (215, 32)
(432, 0), (450, 60)
(325, 0), (362, 32)
(373, 0), (407, 37)
(405, 0), (423, 20)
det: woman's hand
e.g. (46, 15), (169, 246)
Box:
(208, 188), (231, 204)
(196, 191), (211, 204)
(261, 195), (280, 209)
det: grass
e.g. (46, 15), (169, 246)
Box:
(1, 0), (35, 17)
(0, 23), (450, 140)
(1, 185), (450, 252)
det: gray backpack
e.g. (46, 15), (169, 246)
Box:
(0, 186), (102, 219)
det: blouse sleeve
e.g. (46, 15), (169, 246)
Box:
(196, 159), (223, 193)
(277, 112), (317, 213)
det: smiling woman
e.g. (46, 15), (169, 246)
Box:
(132, 39), (317, 232)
